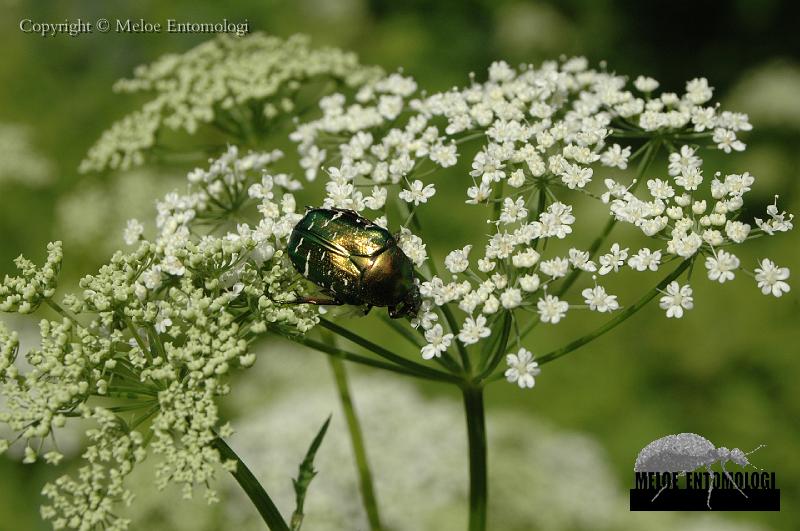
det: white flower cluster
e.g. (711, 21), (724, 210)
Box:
(80, 33), (382, 173)
(0, 148), (319, 529)
(0, 241), (62, 313)
(289, 58), (793, 387)
(605, 147), (793, 290)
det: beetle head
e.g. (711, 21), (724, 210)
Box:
(729, 448), (749, 467)
(388, 284), (421, 319)
(730, 444), (766, 468)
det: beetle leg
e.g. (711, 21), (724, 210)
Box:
(706, 464), (715, 509)
(720, 461), (748, 500)
(290, 296), (345, 307)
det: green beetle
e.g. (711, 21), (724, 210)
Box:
(287, 208), (421, 319)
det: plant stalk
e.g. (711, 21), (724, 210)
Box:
(462, 385), (488, 531)
(212, 437), (291, 531)
(328, 356), (383, 531)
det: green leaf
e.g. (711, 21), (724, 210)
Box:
(290, 415), (332, 531)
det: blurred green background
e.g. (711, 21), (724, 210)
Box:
(0, 1), (798, 530)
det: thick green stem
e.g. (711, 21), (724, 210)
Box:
(537, 258), (692, 365)
(462, 385), (488, 531)
(213, 437), (290, 531)
(328, 357), (383, 531)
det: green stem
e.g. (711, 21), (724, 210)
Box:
(536, 258), (692, 365)
(319, 319), (458, 383)
(328, 357), (383, 531)
(45, 299), (81, 326)
(462, 386), (487, 531)
(291, 335), (458, 383)
(212, 437), (291, 531)
(475, 312), (512, 382)
(379, 314), (463, 374)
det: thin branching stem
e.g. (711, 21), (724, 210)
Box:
(520, 139), (661, 340)
(308, 323), (461, 383)
(292, 335), (458, 383)
(512, 258), (692, 372)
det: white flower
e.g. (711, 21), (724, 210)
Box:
(398, 229), (427, 267)
(581, 286), (619, 313)
(141, 266), (163, 290)
(627, 248), (662, 272)
(724, 220), (750, 244)
(600, 144), (631, 170)
(539, 257), (569, 279)
(430, 142), (457, 167)
(713, 128), (745, 153)
(399, 180), (436, 206)
(560, 163), (593, 189)
(444, 245), (472, 274)
(482, 295), (500, 314)
(499, 197), (528, 224)
(667, 232), (702, 258)
(668, 145), (701, 177)
(458, 315), (491, 345)
(705, 250), (740, 283)
(519, 274), (540, 293)
(568, 249), (597, 272)
(508, 169), (526, 187)
(500, 288), (522, 309)
(647, 179), (674, 200)
(504, 348), (541, 389)
(685, 77), (713, 104)
(659, 281), (693, 318)
(634, 76), (660, 92)
(161, 255), (186, 276)
(155, 312), (173, 334)
(537, 294), (568, 324)
(364, 186), (388, 210)
(123, 219), (144, 245)
(421, 324), (453, 360)
(511, 248), (540, 268)
(598, 243), (628, 275)
(754, 259), (790, 297)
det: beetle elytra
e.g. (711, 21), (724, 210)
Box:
(287, 208), (421, 319)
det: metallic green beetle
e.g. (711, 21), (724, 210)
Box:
(288, 208), (421, 319)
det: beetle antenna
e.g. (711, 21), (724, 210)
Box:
(745, 444), (766, 456)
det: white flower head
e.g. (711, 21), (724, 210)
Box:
(754, 259), (790, 297)
(421, 324), (453, 360)
(659, 281), (694, 318)
(457, 315), (491, 345)
(123, 219), (144, 245)
(444, 245), (472, 274)
(537, 294), (568, 324)
(504, 348), (541, 389)
(705, 249), (740, 283)
(399, 180), (436, 206)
